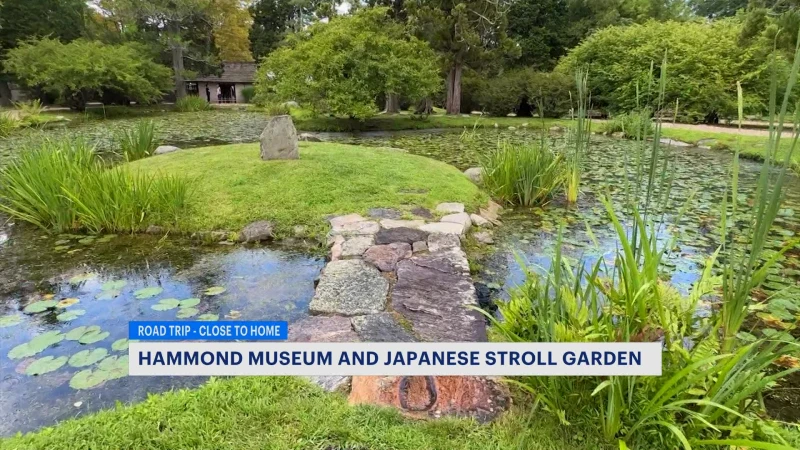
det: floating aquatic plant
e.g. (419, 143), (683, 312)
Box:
(23, 300), (57, 314)
(111, 338), (129, 351)
(69, 355), (129, 390)
(203, 286), (226, 296)
(56, 298), (80, 308)
(176, 307), (199, 319)
(8, 331), (65, 359)
(101, 280), (127, 291)
(26, 356), (68, 376)
(0, 314), (22, 327)
(134, 287), (163, 299)
(56, 309), (86, 322)
(69, 348), (109, 368)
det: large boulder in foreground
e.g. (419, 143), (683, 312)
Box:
(260, 115), (299, 160)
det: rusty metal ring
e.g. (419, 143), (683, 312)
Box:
(398, 376), (437, 412)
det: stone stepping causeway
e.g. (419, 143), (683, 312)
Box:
(289, 202), (508, 421)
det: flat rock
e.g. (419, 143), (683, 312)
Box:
(363, 243), (412, 271)
(375, 227), (429, 245)
(473, 231), (494, 245)
(298, 133), (322, 142)
(341, 235), (374, 257)
(329, 214), (366, 229)
(351, 313), (416, 342)
(478, 200), (503, 225)
(435, 202), (465, 214)
(367, 208), (402, 219)
(380, 219), (425, 229)
(411, 207), (434, 219)
(349, 376), (509, 422)
(470, 214), (491, 228)
(309, 260), (389, 316)
(330, 235), (345, 261)
(440, 212), (471, 232)
(412, 241), (427, 253)
(154, 145), (180, 155)
(260, 115), (299, 160)
(330, 218), (380, 237)
(419, 222), (464, 236)
(289, 315), (360, 343)
(660, 138), (692, 147)
(239, 220), (274, 242)
(463, 167), (482, 184)
(391, 249), (486, 342)
(427, 232), (461, 252)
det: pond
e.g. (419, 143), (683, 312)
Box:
(0, 220), (324, 436)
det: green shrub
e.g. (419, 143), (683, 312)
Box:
(0, 139), (189, 233)
(116, 120), (157, 162)
(175, 96), (212, 112)
(0, 112), (18, 137)
(481, 141), (565, 206)
(603, 110), (654, 139)
(557, 19), (793, 121)
(264, 103), (290, 116)
(241, 86), (256, 103)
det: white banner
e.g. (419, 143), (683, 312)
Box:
(129, 342), (662, 376)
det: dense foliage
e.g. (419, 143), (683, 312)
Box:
(473, 69), (572, 117)
(558, 18), (796, 121)
(255, 8), (439, 119)
(6, 39), (172, 111)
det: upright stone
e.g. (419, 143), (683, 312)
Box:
(260, 115), (299, 160)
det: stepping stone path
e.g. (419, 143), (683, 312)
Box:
(292, 202), (509, 422)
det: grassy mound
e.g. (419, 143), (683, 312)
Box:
(1, 377), (610, 450)
(129, 142), (488, 237)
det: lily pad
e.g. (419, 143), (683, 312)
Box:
(56, 309), (86, 322)
(101, 280), (128, 291)
(78, 237), (95, 245)
(0, 314), (22, 328)
(95, 290), (121, 300)
(79, 329), (110, 345)
(111, 338), (129, 351)
(69, 273), (97, 284)
(97, 355), (129, 380)
(134, 287), (163, 299)
(198, 314), (219, 321)
(66, 325), (100, 341)
(8, 331), (65, 359)
(151, 298), (181, 311)
(56, 298), (80, 308)
(179, 298), (201, 308)
(176, 307), (199, 319)
(26, 356), (68, 376)
(23, 300), (58, 314)
(69, 348), (109, 367)
(203, 286), (226, 296)
(69, 369), (107, 390)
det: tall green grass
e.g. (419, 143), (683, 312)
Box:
(175, 96), (212, 112)
(566, 69), (590, 203)
(0, 112), (18, 137)
(0, 139), (190, 233)
(481, 141), (565, 207)
(116, 119), (157, 162)
(482, 41), (800, 450)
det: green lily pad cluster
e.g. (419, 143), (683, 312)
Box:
(23, 299), (58, 314)
(0, 314), (22, 328)
(134, 286), (163, 299)
(53, 234), (117, 252)
(26, 355), (68, 375)
(151, 297), (201, 318)
(66, 325), (109, 344)
(69, 355), (129, 390)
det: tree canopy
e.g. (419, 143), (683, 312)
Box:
(6, 38), (172, 110)
(255, 7), (439, 119)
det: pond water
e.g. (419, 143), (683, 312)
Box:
(0, 221), (324, 436)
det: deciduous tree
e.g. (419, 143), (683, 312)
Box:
(255, 8), (439, 119)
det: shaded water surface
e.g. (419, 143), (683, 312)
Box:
(0, 222), (324, 436)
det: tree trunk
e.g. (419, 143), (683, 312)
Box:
(384, 93), (400, 114)
(445, 63), (462, 115)
(414, 98), (432, 115)
(170, 25), (186, 100)
(0, 81), (12, 107)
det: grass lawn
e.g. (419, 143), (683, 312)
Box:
(657, 127), (800, 171)
(0, 377), (609, 450)
(129, 142), (488, 238)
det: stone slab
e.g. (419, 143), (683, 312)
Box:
(391, 249), (486, 342)
(380, 219), (425, 229)
(375, 227), (429, 245)
(419, 222), (464, 236)
(435, 202), (465, 214)
(341, 235), (374, 257)
(309, 260), (389, 316)
(363, 243), (412, 271)
(351, 313), (416, 342)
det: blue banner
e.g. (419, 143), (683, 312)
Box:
(129, 321), (288, 341)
